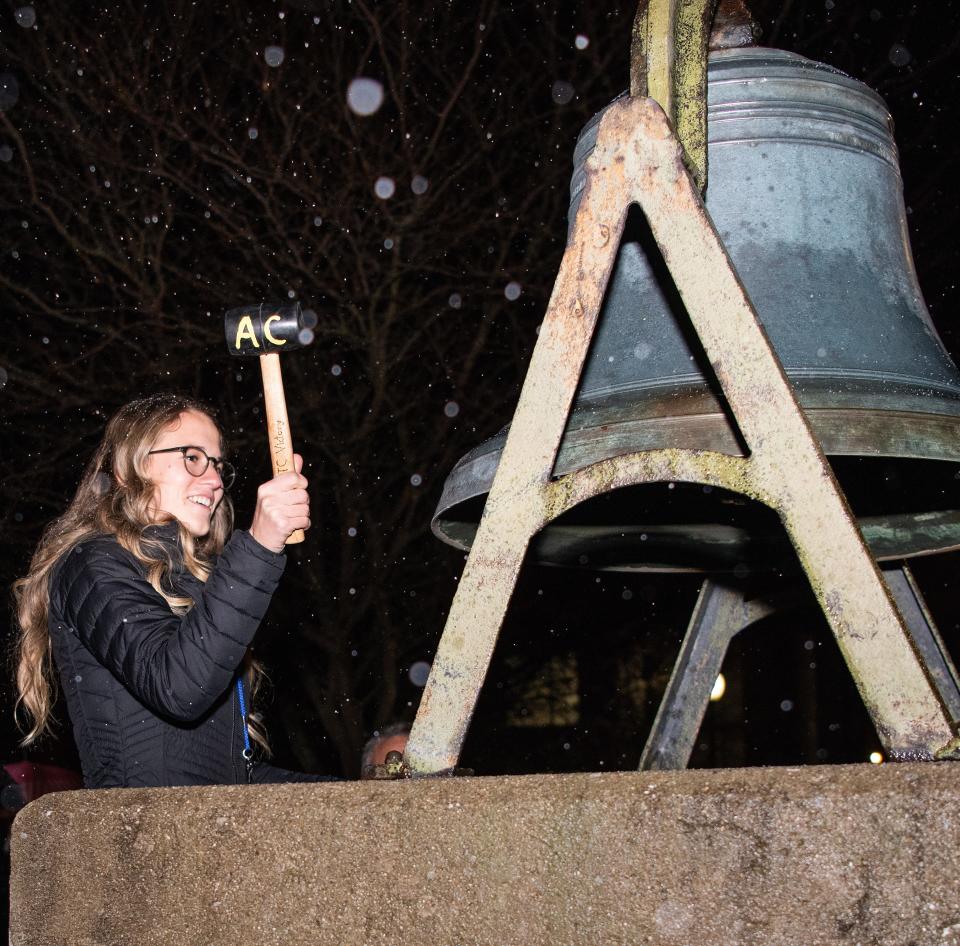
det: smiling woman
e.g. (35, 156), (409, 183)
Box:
(11, 394), (328, 788)
(146, 411), (230, 538)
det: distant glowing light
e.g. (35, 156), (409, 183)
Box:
(710, 673), (726, 701)
(869, 751), (883, 765)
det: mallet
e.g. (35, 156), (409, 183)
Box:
(224, 302), (314, 545)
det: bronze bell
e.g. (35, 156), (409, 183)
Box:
(432, 46), (960, 573)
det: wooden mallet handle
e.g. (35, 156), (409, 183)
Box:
(259, 352), (305, 544)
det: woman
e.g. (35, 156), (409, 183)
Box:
(13, 394), (329, 787)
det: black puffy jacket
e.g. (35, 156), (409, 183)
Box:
(48, 523), (328, 787)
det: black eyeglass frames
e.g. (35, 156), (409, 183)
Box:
(146, 445), (236, 490)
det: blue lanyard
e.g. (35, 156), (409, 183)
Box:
(236, 678), (255, 783)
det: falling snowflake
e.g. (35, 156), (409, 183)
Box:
(248, 127), (259, 140)
(0, 74), (19, 110)
(411, 175), (429, 195)
(448, 293), (462, 309)
(347, 77), (385, 116)
(264, 46), (285, 67)
(551, 80), (575, 105)
(15, 6), (36, 28)
(374, 176), (396, 199)
(409, 661), (431, 687)
(575, 34), (589, 50)
(888, 43), (911, 67)
(444, 401), (460, 418)
(0, 145), (13, 162)
(410, 473), (422, 487)
(504, 281), (521, 301)
(331, 364), (342, 376)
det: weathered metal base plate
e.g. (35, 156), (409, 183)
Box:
(11, 764), (960, 945)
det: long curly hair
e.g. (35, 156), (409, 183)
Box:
(12, 394), (269, 751)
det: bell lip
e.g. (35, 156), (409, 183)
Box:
(435, 403), (960, 506)
(432, 400), (960, 569)
(431, 510), (960, 575)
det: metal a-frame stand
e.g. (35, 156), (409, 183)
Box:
(404, 3), (959, 776)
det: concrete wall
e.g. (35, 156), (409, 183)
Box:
(10, 763), (960, 945)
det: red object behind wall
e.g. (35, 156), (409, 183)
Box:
(3, 762), (83, 807)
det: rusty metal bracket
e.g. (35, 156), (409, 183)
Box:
(638, 578), (777, 771)
(631, 0), (719, 189)
(405, 95), (956, 776)
(362, 751), (474, 781)
(639, 563), (960, 771)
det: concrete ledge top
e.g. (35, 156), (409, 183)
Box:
(10, 762), (960, 946)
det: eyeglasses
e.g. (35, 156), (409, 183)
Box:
(147, 445), (236, 490)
